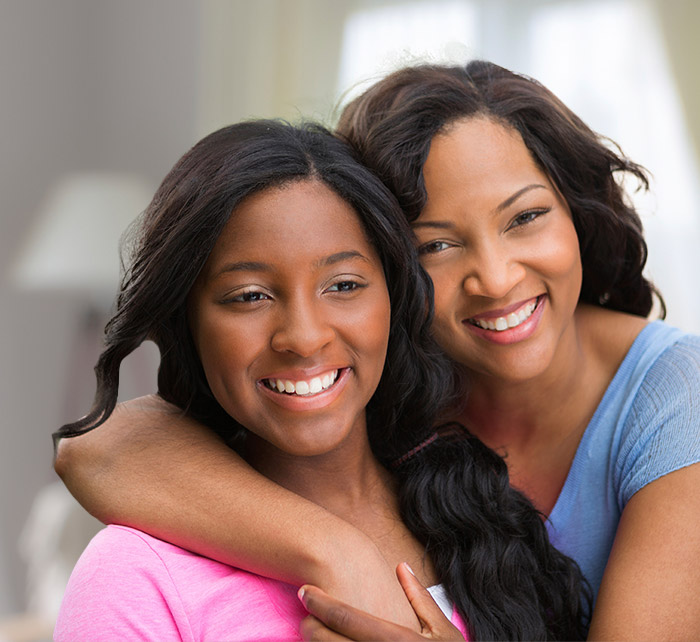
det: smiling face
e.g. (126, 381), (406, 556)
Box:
(414, 117), (582, 383)
(188, 179), (390, 462)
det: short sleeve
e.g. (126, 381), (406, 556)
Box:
(616, 336), (700, 506)
(54, 526), (191, 642)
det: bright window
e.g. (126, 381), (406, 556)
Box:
(336, 0), (700, 331)
(337, 1), (479, 102)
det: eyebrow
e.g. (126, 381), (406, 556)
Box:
(213, 251), (369, 278)
(412, 183), (549, 230)
(411, 220), (455, 230)
(214, 261), (272, 277)
(316, 250), (369, 268)
(495, 184), (548, 212)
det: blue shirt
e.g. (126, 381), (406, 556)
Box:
(545, 321), (700, 603)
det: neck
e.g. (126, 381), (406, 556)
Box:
(454, 304), (647, 514)
(244, 421), (437, 586)
(245, 426), (397, 528)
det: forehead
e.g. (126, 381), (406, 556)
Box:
(423, 117), (551, 201)
(205, 179), (376, 268)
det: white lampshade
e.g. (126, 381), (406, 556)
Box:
(11, 172), (156, 299)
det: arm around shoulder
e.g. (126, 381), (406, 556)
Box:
(54, 395), (419, 627)
(54, 394), (359, 580)
(54, 395), (181, 523)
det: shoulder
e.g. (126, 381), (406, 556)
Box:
(55, 525), (191, 641)
(628, 323), (699, 415)
(614, 323), (700, 502)
(579, 307), (696, 407)
(623, 326), (700, 436)
(56, 526), (305, 642)
(78, 524), (192, 571)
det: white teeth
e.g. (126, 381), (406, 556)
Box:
(473, 300), (538, 332)
(266, 370), (339, 396)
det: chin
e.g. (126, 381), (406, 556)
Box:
(459, 339), (557, 384)
(269, 426), (355, 459)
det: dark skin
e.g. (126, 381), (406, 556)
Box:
(290, 119), (700, 641)
(55, 119), (700, 640)
(299, 564), (463, 641)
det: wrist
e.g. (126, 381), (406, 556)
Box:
(299, 516), (379, 589)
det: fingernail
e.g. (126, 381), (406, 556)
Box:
(404, 563), (415, 576)
(297, 587), (306, 603)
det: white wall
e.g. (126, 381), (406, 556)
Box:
(0, 0), (200, 615)
(1, 0), (698, 623)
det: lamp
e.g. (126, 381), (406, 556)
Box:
(11, 172), (155, 301)
(11, 171), (158, 417)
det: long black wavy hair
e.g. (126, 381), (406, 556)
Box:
(54, 120), (589, 640)
(337, 60), (664, 317)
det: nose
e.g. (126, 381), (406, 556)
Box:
(270, 297), (335, 357)
(461, 241), (526, 299)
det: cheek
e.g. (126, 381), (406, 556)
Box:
(416, 267), (460, 357)
(193, 316), (255, 402)
(542, 221), (582, 294)
(422, 265), (459, 326)
(367, 293), (392, 363)
(348, 288), (391, 382)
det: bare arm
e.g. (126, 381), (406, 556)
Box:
(54, 395), (418, 628)
(276, 463), (700, 641)
(588, 462), (700, 641)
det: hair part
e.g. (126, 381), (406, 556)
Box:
(337, 60), (664, 318)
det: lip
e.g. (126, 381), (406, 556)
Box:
(257, 367), (351, 411)
(469, 295), (540, 321)
(260, 365), (342, 382)
(462, 295), (546, 345)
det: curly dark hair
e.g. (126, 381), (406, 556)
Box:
(55, 120), (589, 640)
(337, 60), (664, 317)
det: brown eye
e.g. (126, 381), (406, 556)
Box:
(328, 281), (359, 292)
(418, 240), (451, 255)
(326, 279), (367, 294)
(509, 208), (550, 229)
(226, 290), (271, 304)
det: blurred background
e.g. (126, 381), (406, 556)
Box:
(1, 0), (698, 638)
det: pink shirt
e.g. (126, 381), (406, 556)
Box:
(55, 525), (469, 641)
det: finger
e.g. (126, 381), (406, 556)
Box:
(298, 585), (423, 641)
(300, 615), (353, 641)
(395, 563), (446, 629)
(395, 564), (465, 640)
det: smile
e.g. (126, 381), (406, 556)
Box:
(468, 296), (541, 331)
(262, 369), (339, 397)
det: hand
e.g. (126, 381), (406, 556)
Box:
(298, 563), (466, 641)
